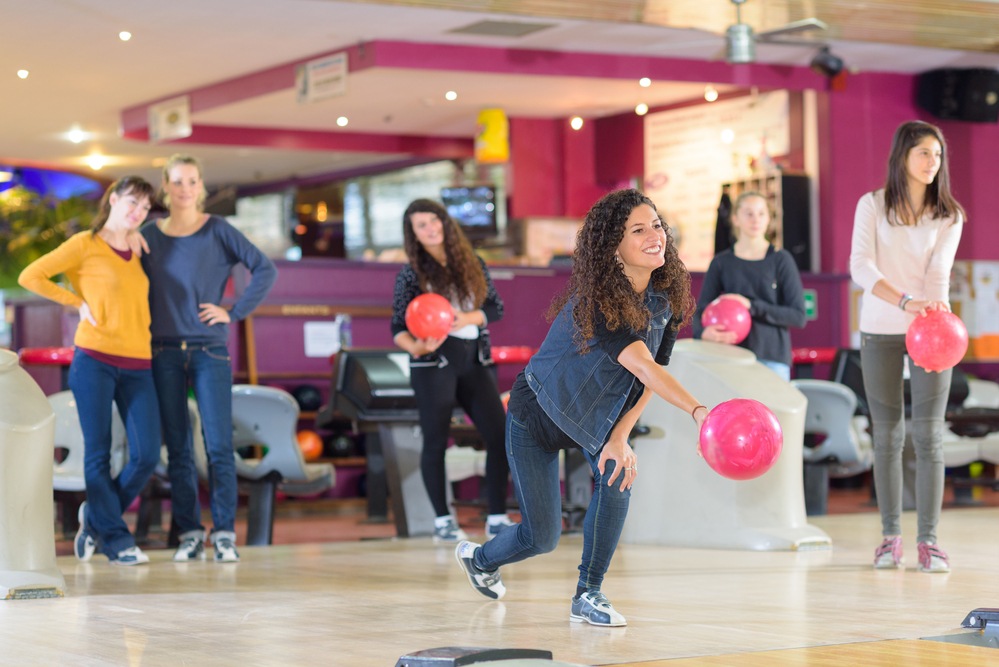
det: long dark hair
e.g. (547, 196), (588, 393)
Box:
(402, 199), (487, 307)
(884, 120), (965, 226)
(548, 189), (695, 352)
(91, 176), (155, 236)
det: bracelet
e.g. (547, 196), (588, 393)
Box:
(898, 294), (913, 311)
(691, 405), (708, 421)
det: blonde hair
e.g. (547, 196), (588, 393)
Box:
(160, 153), (207, 210)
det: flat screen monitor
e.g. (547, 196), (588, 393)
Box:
(441, 186), (497, 239)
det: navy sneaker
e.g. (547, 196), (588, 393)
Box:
(111, 546), (149, 566)
(433, 516), (468, 543)
(454, 541), (505, 600)
(570, 591), (627, 627)
(74, 502), (95, 562)
(485, 515), (516, 540)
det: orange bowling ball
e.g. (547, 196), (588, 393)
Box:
(296, 430), (324, 461)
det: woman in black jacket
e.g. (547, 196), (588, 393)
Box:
(391, 199), (511, 542)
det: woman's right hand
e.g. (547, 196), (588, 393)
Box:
(702, 324), (738, 345)
(904, 300), (950, 317)
(125, 229), (149, 256)
(410, 335), (446, 357)
(79, 302), (97, 326)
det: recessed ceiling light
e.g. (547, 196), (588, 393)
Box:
(119, 31), (131, 41)
(704, 85), (719, 102)
(639, 77), (651, 87)
(17, 70), (28, 79)
(636, 104), (649, 116)
(68, 127), (86, 143)
(337, 117), (348, 127)
(445, 91), (457, 101)
(570, 117), (583, 130)
(88, 155), (104, 170)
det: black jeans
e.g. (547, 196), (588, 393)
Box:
(410, 336), (509, 517)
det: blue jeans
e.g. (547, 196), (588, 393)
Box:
(760, 360), (791, 382)
(475, 412), (630, 592)
(69, 350), (161, 558)
(151, 343), (236, 535)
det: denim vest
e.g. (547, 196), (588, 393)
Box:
(524, 289), (673, 455)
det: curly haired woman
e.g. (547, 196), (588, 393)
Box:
(391, 199), (512, 543)
(454, 189), (707, 627)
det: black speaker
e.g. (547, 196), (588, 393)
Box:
(917, 68), (999, 123)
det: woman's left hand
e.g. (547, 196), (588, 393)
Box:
(719, 293), (752, 310)
(124, 229), (150, 256)
(598, 435), (637, 492)
(451, 310), (482, 331)
(199, 303), (231, 325)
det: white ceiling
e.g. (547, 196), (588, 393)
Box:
(2, 0), (998, 188)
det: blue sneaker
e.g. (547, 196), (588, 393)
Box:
(74, 502), (95, 562)
(570, 591), (627, 627)
(454, 541), (505, 600)
(212, 533), (240, 563)
(111, 546), (149, 566)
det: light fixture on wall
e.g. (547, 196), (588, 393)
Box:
(445, 91), (457, 101)
(88, 155), (104, 170)
(704, 85), (719, 102)
(639, 77), (651, 87)
(810, 47), (844, 78)
(67, 126), (87, 143)
(721, 129), (735, 144)
(636, 104), (649, 116)
(119, 31), (131, 41)
(570, 117), (583, 130)
(336, 116), (348, 127)
(17, 70), (28, 79)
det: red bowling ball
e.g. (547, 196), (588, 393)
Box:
(701, 297), (752, 344)
(405, 293), (454, 340)
(905, 310), (969, 373)
(699, 399), (783, 481)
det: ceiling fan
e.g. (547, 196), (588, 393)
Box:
(717, 0), (828, 64)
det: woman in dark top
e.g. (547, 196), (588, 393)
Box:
(391, 199), (511, 543)
(694, 191), (806, 381)
(140, 154), (277, 564)
(454, 189), (707, 628)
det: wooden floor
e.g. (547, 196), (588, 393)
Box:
(6, 507), (999, 666)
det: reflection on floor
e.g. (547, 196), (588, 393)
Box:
(15, 503), (999, 667)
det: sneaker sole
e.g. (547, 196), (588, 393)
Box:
(873, 562), (904, 569)
(569, 612), (627, 627)
(111, 559), (149, 566)
(173, 553), (206, 562)
(919, 565), (951, 573)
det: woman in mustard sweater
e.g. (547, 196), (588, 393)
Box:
(19, 176), (160, 566)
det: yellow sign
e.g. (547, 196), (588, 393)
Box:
(475, 109), (509, 163)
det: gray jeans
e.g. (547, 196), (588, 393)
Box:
(860, 333), (950, 543)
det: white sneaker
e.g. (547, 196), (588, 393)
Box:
(454, 541), (505, 600)
(433, 516), (468, 543)
(212, 534), (240, 563)
(173, 532), (206, 562)
(112, 546), (149, 566)
(486, 515), (516, 540)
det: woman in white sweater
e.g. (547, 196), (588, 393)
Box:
(849, 120), (964, 573)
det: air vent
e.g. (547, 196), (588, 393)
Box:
(448, 20), (556, 38)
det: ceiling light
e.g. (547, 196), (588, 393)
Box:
(0, 172), (12, 183)
(119, 31), (131, 41)
(704, 86), (719, 102)
(570, 117), (583, 130)
(635, 104), (649, 116)
(336, 117), (348, 127)
(810, 47), (844, 78)
(17, 70), (28, 79)
(68, 127), (86, 143)
(445, 91), (457, 101)
(721, 129), (735, 144)
(639, 78), (651, 87)
(88, 155), (104, 170)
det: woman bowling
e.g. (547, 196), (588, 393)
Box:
(140, 154), (277, 563)
(391, 199), (512, 542)
(454, 189), (707, 627)
(693, 191), (806, 381)
(849, 120), (964, 573)
(19, 176), (160, 565)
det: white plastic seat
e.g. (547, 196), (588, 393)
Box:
(50, 390), (127, 492)
(791, 379), (873, 478)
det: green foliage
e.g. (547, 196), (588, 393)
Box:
(0, 187), (97, 288)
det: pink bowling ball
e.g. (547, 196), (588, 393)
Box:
(701, 297), (752, 344)
(905, 310), (969, 373)
(699, 399), (783, 481)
